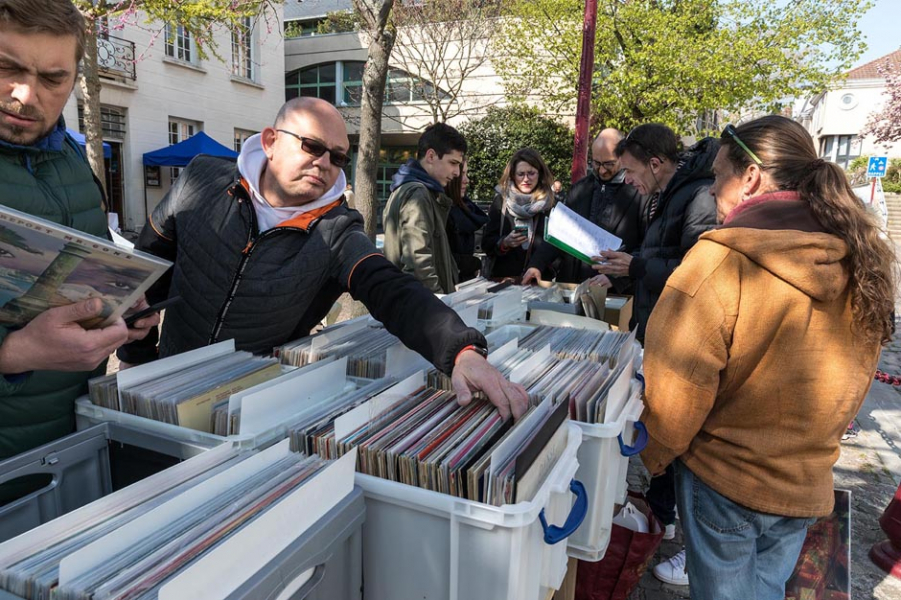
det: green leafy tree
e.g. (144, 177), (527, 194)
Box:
(74, 1), (277, 196)
(495, 0), (872, 136)
(458, 106), (574, 203)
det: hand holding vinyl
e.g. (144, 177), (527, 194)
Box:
(592, 251), (632, 277)
(452, 350), (529, 421)
(521, 268), (542, 285)
(0, 298), (129, 374)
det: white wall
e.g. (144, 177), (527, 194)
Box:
(63, 8), (285, 231)
(807, 79), (901, 161)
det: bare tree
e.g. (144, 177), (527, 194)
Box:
(389, 0), (506, 126)
(352, 0), (396, 239)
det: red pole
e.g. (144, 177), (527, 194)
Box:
(571, 0), (598, 185)
(872, 177), (877, 203)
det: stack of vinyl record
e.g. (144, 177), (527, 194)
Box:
(520, 325), (631, 365)
(117, 352), (280, 432)
(0, 447), (245, 599)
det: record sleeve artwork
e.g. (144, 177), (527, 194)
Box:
(0, 207), (170, 329)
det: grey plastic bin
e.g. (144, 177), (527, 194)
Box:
(0, 422), (217, 544)
(0, 485), (365, 600)
(0, 426), (111, 544)
(225, 486), (365, 600)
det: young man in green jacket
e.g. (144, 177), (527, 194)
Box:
(0, 0), (157, 502)
(383, 123), (466, 294)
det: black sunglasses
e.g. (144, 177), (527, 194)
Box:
(721, 124), (763, 166)
(591, 159), (617, 170)
(276, 129), (350, 168)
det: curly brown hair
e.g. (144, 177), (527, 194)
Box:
(722, 115), (898, 344)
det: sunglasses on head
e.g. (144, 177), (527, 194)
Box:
(277, 129), (350, 168)
(721, 124), (763, 166)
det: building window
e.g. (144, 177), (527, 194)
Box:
(286, 61), (446, 106)
(839, 93), (858, 110)
(342, 61), (364, 105)
(165, 24), (194, 63)
(78, 105), (126, 140)
(168, 118), (201, 184)
(234, 128), (256, 152)
(374, 146), (417, 228)
(820, 134), (861, 170)
(286, 63), (337, 104)
(231, 17), (255, 80)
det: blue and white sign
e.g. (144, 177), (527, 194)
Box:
(867, 156), (888, 178)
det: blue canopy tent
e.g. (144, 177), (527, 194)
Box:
(66, 128), (111, 159)
(141, 131), (239, 218)
(142, 131), (238, 167)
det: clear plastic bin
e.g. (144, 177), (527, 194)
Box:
(75, 397), (228, 455)
(568, 392), (646, 562)
(357, 422), (585, 600)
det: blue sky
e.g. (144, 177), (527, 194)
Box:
(852, 0), (900, 67)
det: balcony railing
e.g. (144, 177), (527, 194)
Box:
(97, 35), (136, 80)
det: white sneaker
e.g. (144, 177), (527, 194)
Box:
(653, 549), (689, 586)
(662, 523), (676, 540)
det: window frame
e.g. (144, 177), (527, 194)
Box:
(231, 16), (256, 81)
(164, 23), (196, 64)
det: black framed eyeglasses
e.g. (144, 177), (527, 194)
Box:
(721, 124), (763, 166)
(591, 159), (617, 171)
(276, 129), (350, 168)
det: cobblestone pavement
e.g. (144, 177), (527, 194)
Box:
(626, 337), (901, 600)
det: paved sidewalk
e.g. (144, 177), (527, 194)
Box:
(626, 337), (901, 600)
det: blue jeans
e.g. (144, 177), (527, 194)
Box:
(673, 460), (816, 600)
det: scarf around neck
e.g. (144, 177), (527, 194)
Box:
(501, 184), (548, 249)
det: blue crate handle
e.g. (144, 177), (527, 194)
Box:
(539, 479), (588, 545)
(618, 421), (647, 457)
(635, 370), (646, 391)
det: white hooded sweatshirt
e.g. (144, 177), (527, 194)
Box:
(236, 133), (347, 232)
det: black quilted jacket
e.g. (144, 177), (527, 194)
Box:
(118, 155), (483, 374)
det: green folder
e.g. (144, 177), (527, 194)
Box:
(544, 232), (597, 265)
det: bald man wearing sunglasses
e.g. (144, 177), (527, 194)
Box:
(119, 97), (529, 421)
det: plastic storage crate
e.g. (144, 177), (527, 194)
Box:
(0, 419), (228, 545)
(75, 397), (229, 452)
(0, 484), (366, 600)
(357, 422), (585, 600)
(76, 358), (372, 451)
(567, 391), (646, 562)
(222, 487), (364, 600)
(0, 426), (112, 544)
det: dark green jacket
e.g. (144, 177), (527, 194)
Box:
(0, 121), (107, 496)
(383, 182), (458, 294)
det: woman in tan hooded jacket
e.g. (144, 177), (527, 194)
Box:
(641, 115), (897, 600)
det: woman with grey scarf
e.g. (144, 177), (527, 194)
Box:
(483, 147), (557, 279)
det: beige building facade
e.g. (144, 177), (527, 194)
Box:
(799, 50), (901, 169)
